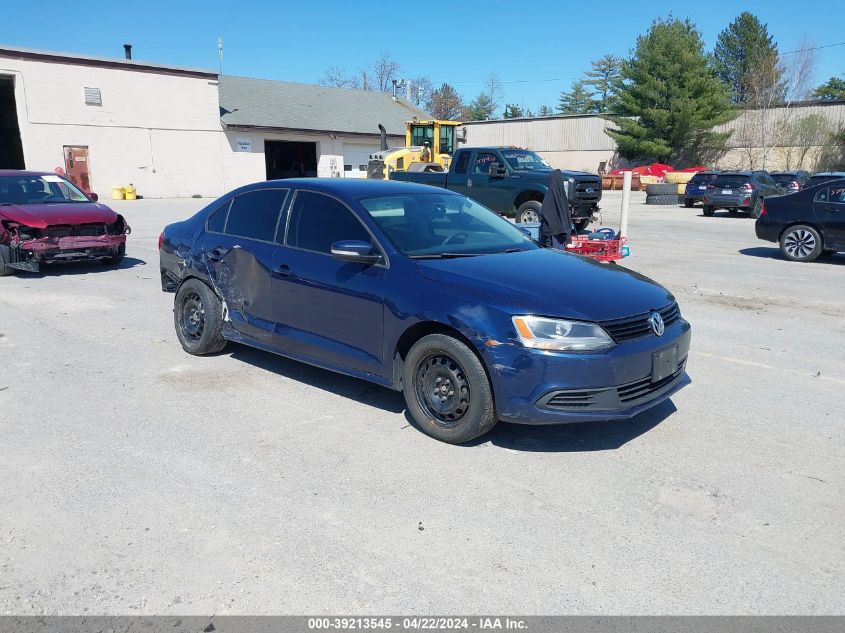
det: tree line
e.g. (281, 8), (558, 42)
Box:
(320, 12), (845, 168)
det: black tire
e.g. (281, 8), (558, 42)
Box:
(779, 225), (823, 262)
(750, 198), (764, 219)
(645, 194), (681, 205)
(684, 198), (694, 208)
(402, 334), (497, 444)
(702, 205), (715, 217)
(515, 200), (542, 223)
(102, 243), (126, 266)
(0, 244), (15, 277)
(646, 183), (678, 196)
(574, 218), (590, 231)
(174, 278), (227, 355)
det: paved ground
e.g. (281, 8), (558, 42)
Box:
(1, 191), (843, 615)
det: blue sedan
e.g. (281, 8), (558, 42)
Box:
(159, 179), (690, 443)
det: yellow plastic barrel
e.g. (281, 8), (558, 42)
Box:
(111, 186), (125, 200)
(124, 184), (137, 200)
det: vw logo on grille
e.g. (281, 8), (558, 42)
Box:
(649, 311), (665, 336)
(585, 187), (595, 193)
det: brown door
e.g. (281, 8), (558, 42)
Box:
(63, 146), (91, 193)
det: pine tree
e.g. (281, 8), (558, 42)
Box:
(503, 104), (525, 118)
(537, 105), (555, 117)
(714, 12), (781, 104)
(462, 92), (496, 121)
(813, 77), (845, 101)
(607, 17), (735, 166)
(585, 54), (623, 112)
(557, 80), (594, 114)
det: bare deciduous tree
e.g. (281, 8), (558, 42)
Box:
(319, 66), (361, 89)
(777, 114), (833, 169)
(371, 52), (401, 92)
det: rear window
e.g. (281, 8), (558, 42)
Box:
(713, 174), (750, 188)
(771, 174), (796, 185)
(689, 173), (716, 184)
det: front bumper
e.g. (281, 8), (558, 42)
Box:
(485, 319), (691, 425)
(10, 234), (126, 271)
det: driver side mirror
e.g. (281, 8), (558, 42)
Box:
(89, 192), (99, 202)
(331, 240), (381, 265)
(489, 162), (508, 179)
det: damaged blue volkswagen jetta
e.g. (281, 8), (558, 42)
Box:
(160, 179), (690, 443)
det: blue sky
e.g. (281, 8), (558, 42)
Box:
(2, 0), (843, 113)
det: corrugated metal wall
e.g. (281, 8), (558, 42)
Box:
(462, 115), (618, 152)
(460, 102), (844, 153)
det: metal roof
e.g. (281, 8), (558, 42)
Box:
(0, 45), (217, 78)
(219, 75), (429, 137)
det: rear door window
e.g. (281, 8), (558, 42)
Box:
(224, 189), (288, 242)
(286, 191), (373, 254)
(206, 200), (231, 233)
(453, 151), (471, 174)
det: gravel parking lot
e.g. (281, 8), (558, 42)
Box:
(1, 190), (842, 615)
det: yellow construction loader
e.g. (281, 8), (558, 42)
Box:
(366, 118), (463, 179)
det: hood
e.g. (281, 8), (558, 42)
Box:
(416, 249), (674, 322)
(513, 169), (598, 182)
(0, 202), (119, 228)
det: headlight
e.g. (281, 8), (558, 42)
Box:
(511, 315), (614, 351)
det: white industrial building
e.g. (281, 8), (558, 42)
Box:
(0, 45), (424, 198)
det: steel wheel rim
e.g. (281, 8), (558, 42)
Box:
(414, 354), (471, 428)
(179, 290), (205, 342)
(784, 230), (816, 258)
(521, 209), (540, 223)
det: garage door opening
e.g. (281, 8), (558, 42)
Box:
(265, 140), (317, 180)
(0, 75), (25, 170)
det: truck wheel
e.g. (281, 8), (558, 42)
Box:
(403, 334), (497, 444)
(516, 201), (541, 223)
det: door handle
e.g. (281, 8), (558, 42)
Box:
(275, 263), (291, 277)
(207, 248), (225, 262)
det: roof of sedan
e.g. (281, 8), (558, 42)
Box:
(0, 170), (53, 177)
(252, 178), (457, 198)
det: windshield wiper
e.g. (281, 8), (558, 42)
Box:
(409, 252), (484, 259)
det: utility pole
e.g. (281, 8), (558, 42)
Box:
(217, 36), (223, 75)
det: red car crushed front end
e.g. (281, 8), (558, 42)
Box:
(0, 171), (130, 273)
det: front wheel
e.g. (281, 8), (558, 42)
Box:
(780, 225), (823, 262)
(102, 243), (126, 266)
(574, 218), (590, 232)
(403, 334), (497, 444)
(702, 205), (714, 217)
(684, 199), (694, 208)
(516, 200), (541, 223)
(174, 279), (228, 354)
(0, 244), (16, 277)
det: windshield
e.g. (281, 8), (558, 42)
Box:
(713, 174), (750, 188)
(0, 175), (90, 205)
(500, 150), (551, 171)
(359, 193), (539, 257)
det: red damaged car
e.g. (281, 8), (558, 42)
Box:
(0, 170), (129, 276)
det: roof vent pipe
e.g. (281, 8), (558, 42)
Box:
(378, 124), (388, 151)
(123, 44), (132, 60)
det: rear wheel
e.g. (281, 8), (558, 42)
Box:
(684, 199), (694, 208)
(780, 225), (823, 262)
(403, 334), (497, 444)
(516, 200), (541, 223)
(174, 279), (227, 354)
(0, 244), (15, 277)
(702, 205), (715, 217)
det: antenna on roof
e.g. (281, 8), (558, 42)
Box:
(217, 36), (223, 75)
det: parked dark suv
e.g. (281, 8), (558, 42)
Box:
(807, 172), (845, 186)
(159, 179), (690, 444)
(770, 170), (811, 193)
(755, 178), (845, 262)
(683, 171), (719, 207)
(702, 171), (781, 218)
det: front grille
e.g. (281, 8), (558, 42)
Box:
(44, 223), (108, 238)
(601, 302), (681, 343)
(573, 178), (601, 203)
(617, 360), (686, 404)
